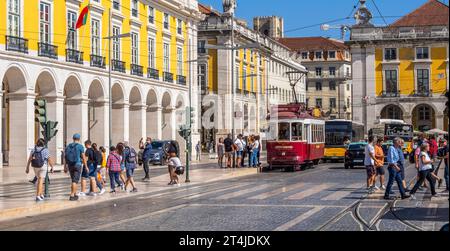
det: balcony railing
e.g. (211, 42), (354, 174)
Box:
(66, 49), (84, 64)
(38, 42), (58, 59)
(380, 90), (400, 97)
(412, 88), (432, 97)
(111, 59), (126, 73)
(90, 55), (106, 69)
(177, 75), (186, 85)
(147, 68), (159, 80)
(5, 35), (28, 54)
(131, 64), (143, 77)
(163, 72), (173, 83)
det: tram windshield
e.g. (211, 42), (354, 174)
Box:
(276, 122), (303, 141)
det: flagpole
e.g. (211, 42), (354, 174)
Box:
(108, 7), (112, 149)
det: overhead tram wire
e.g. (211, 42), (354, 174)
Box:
(370, 0), (389, 27)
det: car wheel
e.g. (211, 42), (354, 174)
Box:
(344, 164), (350, 169)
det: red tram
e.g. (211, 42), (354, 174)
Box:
(266, 104), (325, 171)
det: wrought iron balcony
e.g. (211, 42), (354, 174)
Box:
(111, 59), (126, 73)
(131, 64), (143, 77)
(5, 35), (28, 54)
(177, 75), (186, 85)
(66, 49), (84, 64)
(38, 42), (58, 59)
(380, 90), (400, 97)
(147, 68), (159, 80)
(412, 88), (432, 97)
(90, 54), (106, 69)
(163, 72), (173, 83)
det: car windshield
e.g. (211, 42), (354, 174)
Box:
(348, 144), (366, 150)
(151, 142), (164, 149)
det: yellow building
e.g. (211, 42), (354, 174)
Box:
(348, 0), (449, 132)
(0, 0), (202, 167)
(197, 3), (306, 144)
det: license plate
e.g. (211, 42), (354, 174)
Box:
(354, 160), (363, 163)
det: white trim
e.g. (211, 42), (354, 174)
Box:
(38, 0), (54, 44)
(381, 66), (399, 94)
(413, 66), (432, 93)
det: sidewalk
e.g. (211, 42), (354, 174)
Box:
(0, 165), (257, 222)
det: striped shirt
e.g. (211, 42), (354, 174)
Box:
(107, 152), (122, 172)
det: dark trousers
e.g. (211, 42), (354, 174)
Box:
(109, 171), (122, 190)
(411, 169), (436, 196)
(143, 159), (150, 178)
(385, 165), (406, 197)
(445, 162), (449, 190)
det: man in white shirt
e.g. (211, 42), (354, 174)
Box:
(364, 136), (377, 194)
(234, 134), (244, 168)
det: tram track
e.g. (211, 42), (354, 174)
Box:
(317, 185), (426, 231)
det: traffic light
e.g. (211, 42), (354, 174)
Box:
(189, 106), (195, 126)
(178, 125), (186, 138)
(34, 99), (47, 126)
(46, 121), (58, 142)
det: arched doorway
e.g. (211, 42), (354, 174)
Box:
(161, 91), (172, 140)
(129, 86), (144, 149)
(64, 75), (84, 147)
(111, 83), (125, 144)
(88, 80), (106, 147)
(1, 66), (28, 166)
(412, 104), (435, 131)
(380, 104), (403, 120)
(146, 89), (160, 140)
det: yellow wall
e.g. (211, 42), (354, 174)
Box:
(0, 0), (189, 79)
(375, 46), (448, 96)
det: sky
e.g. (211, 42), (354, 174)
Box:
(198, 0), (449, 39)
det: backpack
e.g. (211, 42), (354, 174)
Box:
(126, 147), (137, 164)
(65, 143), (79, 166)
(95, 150), (103, 165)
(31, 147), (45, 168)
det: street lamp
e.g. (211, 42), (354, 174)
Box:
(104, 9), (130, 148)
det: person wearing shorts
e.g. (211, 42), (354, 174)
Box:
(64, 133), (88, 201)
(82, 140), (98, 196)
(374, 138), (386, 189)
(364, 136), (377, 193)
(26, 138), (54, 202)
(223, 134), (234, 168)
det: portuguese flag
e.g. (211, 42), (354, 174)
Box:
(76, 6), (89, 29)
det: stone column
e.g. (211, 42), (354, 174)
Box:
(7, 93), (36, 167)
(111, 103), (129, 144)
(170, 106), (177, 140)
(89, 100), (109, 149)
(0, 91), (3, 167)
(436, 113), (444, 130)
(129, 104), (146, 149)
(46, 96), (65, 165)
(146, 106), (162, 140)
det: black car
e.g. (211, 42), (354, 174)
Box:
(344, 142), (368, 169)
(147, 140), (180, 165)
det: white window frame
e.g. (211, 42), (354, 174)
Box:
(328, 51), (336, 59)
(315, 51), (322, 60)
(112, 0), (120, 11)
(91, 18), (101, 56)
(383, 68), (399, 94)
(148, 6), (154, 24)
(163, 42), (170, 72)
(163, 13), (170, 30)
(148, 37), (155, 69)
(301, 52), (308, 60)
(131, 0), (138, 18)
(177, 47), (183, 76)
(177, 19), (182, 35)
(242, 66), (247, 90)
(415, 47), (430, 60)
(131, 32), (139, 64)
(383, 47), (398, 61)
(67, 10), (77, 50)
(112, 26), (121, 60)
(7, 0), (22, 37)
(39, 1), (52, 43)
(199, 64), (208, 91)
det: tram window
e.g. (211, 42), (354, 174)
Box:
(278, 122), (290, 140)
(291, 123), (303, 141)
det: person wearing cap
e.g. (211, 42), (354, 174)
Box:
(64, 133), (88, 201)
